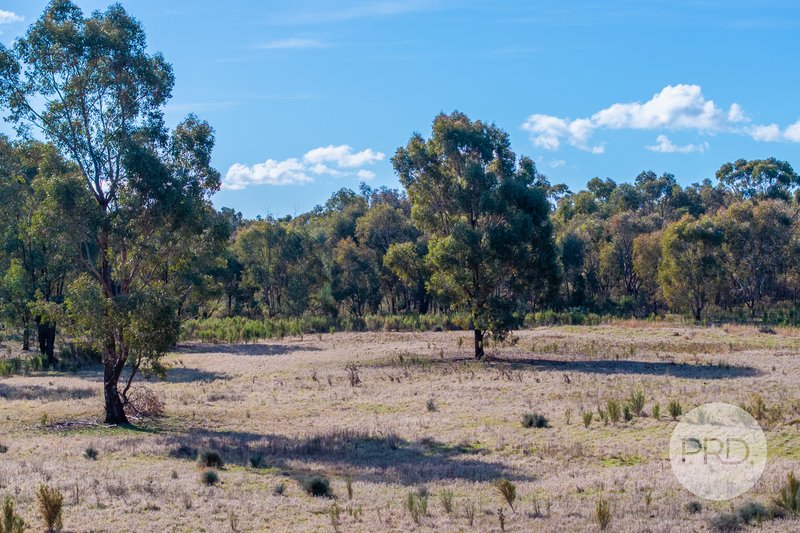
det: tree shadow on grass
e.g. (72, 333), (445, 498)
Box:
(175, 343), (321, 357)
(493, 356), (761, 379)
(0, 383), (96, 401)
(155, 367), (231, 384)
(160, 428), (530, 486)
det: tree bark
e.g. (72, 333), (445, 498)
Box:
(474, 329), (484, 359)
(36, 321), (57, 367)
(22, 327), (30, 351)
(103, 357), (129, 425)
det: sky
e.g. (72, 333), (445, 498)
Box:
(2, 0), (800, 219)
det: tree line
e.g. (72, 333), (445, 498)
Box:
(1, 1), (799, 423)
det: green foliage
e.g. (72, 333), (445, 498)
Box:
(1, 496), (25, 533)
(494, 479), (516, 511)
(628, 388), (646, 417)
(606, 400), (621, 425)
(595, 498), (612, 530)
(659, 215), (723, 321)
(302, 476), (332, 498)
(737, 502), (769, 525)
(522, 412), (549, 429)
(582, 411), (593, 428)
(668, 399), (683, 420)
(201, 470), (219, 486)
(405, 489), (428, 524)
(439, 488), (454, 514)
(685, 501), (702, 514)
(652, 403), (661, 420)
(394, 112), (559, 358)
(36, 484), (63, 532)
(197, 449), (223, 469)
(0, 0), (222, 425)
(772, 471), (800, 516)
(83, 447), (98, 460)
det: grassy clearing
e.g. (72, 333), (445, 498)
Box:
(0, 322), (799, 531)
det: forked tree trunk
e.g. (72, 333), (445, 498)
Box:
(103, 358), (129, 425)
(474, 329), (484, 359)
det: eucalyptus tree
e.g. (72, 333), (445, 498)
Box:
(658, 215), (723, 321)
(0, 137), (78, 363)
(0, 1), (220, 423)
(716, 158), (799, 201)
(393, 112), (558, 358)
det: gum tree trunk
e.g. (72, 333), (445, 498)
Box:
(474, 329), (484, 359)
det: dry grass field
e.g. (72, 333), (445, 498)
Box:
(2, 322), (800, 532)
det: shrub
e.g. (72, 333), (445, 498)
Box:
(201, 470), (219, 486)
(197, 449), (224, 469)
(495, 479), (516, 512)
(0, 443), (7, 454)
(405, 489), (428, 524)
(737, 501), (768, 525)
(772, 471), (800, 516)
(463, 500), (476, 526)
(440, 488), (454, 514)
(426, 398), (437, 412)
(597, 407), (609, 426)
(302, 475), (332, 497)
(628, 388), (645, 417)
(522, 412), (549, 429)
(595, 498), (611, 530)
(623, 404), (633, 421)
(606, 400), (621, 425)
(709, 512), (741, 532)
(36, 485), (63, 532)
(169, 445), (198, 460)
(2, 496), (25, 533)
(83, 447), (98, 460)
(685, 500), (702, 514)
(652, 403), (661, 420)
(345, 363), (360, 387)
(248, 454), (264, 468)
(346, 477), (353, 500)
(668, 399), (683, 420)
(273, 483), (286, 496)
(582, 411), (593, 428)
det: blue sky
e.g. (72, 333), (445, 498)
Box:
(2, 0), (800, 218)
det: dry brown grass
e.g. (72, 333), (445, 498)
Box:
(0, 323), (799, 531)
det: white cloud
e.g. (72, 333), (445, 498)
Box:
(356, 169), (376, 180)
(549, 159), (566, 168)
(749, 123), (782, 142)
(224, 159), (313, 189)
(258, 38), (328, 49)
(223, 144), (384, 190)
(523, 84), (800, 152)
(0, 10), (23, 25)
(303, 145), (384, 167)
(646, 135), (708, 154)
(785, 119), (800, 142)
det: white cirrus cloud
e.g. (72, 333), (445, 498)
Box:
(223, 145), (384, 190)
(0, 10), (23, 24)
(523, 84), (800, 153)
(646, 135), (708, 154)
(258, 37), (328, 49)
